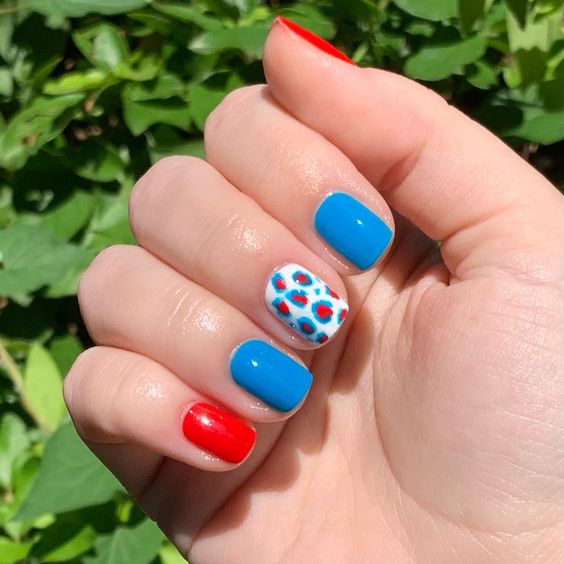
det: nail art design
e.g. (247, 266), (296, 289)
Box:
(274, 16), (355, 65)
(315, 192), (393, 270)
(182, 402), (255, 464)
(265, 264), (348, 344)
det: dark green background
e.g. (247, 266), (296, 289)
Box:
(0, 0), (562, 562)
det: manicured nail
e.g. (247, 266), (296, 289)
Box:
(314, 192), (393, 270)
(265, 264), (348, 344)
(231, 340), (313, 412)
(182, 402), (255, 463)
(274, 16), (355, 65)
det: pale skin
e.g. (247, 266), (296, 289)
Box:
(64, 21), (563, 563)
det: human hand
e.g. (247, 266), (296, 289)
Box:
(65, 18), (563, 563)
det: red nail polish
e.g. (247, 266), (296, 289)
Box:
(274, 16), (354, 65)
(182, 402), (256, 463)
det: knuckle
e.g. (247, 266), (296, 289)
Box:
(129, 156), (208, 236)
(204, 84), (264, 143)
(78, 245), (138, 309)
(63, 348), (105, 440)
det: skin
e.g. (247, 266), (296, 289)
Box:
(64, 22), (563, 563)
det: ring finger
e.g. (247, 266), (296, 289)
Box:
(78, 245), (313, 420)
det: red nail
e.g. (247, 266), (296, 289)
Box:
(274, 16), (355, 65)
(182, 402), (256, 463)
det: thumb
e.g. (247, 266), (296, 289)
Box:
(263, 18), (562, 283)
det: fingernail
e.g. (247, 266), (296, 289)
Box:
(274, 16), (355, 65)
(230, 340), (313, 412)
(182, 402), (255, 463)
(265, 264), (349, 344)
(314, 192), (393, 270)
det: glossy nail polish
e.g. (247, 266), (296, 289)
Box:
(231, 340), (313, 412)
(314, 192), (393, 270)
(274, 16), (354, 65)
(182, 402), (255, 463)
(265, 264), (348, 344)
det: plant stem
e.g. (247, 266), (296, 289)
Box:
(0, 5), (21, 15)
(0, 339), (50, 433)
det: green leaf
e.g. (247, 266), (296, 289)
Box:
(37, 191), (97, 240)
(404, 20), (436, 37)
(467, 60), (499, 88)
(147, 127), (205, 163)
(159, 541), (186, 564)
(506, 8), (558, 52)
(393, 0), (458, 21)
(85, 519), (163, 564)
(0, 537), (32, 563)
(61, 142), (127, 183)
(278, 4), (334, 38)
(153, 1), (222, 31)
(73, 23), (129, 71)
(0, 68), (13, 97)
(15, 421), (122, 520)
(0, 94), (84, 171)
(188, 75), (243, 131)
(126, 74), (185, 101)
(23, 343), (65, 433)
(506, 108), (564, 143)
(0, 224), (91, 298)
(504, 0), (529, 28)
(404, 29), (487, 81)
(73, 22), (161, 81)
(458, 0), (487, 32)
(43, 69), (114, 95)
(84, 190), (136, 252)
(189, 24), (270, 58)
(34, 520), (96, 562)
(24, 0), (149, 17)
(0, 414), (30, 490)
(49, 334), (83, 375)
(44, 249), (94, 298)
(122, 84), (191, 135)
(0, 12), (16, 62)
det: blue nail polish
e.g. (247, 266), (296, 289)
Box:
(314, 192), (393, 270)
(230, 340), (312, 412)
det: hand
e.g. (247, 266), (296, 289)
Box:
(65, 18), (563, 563)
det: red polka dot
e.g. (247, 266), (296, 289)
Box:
(291, 294), (308, 305)
(275, 278), (286, 290)
(277, 301), (290, 315)
(300, 321), (315, 334)
(315, 304), (333, 319)
(339, 309), (348, 322)
(295, 273), (310, 284)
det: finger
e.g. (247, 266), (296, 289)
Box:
(204, 84), (394, 273)
(130, 156), (349, 348)
(263, 18), (563, 282)
(79, 245), (313, 418)
(64, 346), (256, 469)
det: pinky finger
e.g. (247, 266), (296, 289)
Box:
(64, 347), (256, 471)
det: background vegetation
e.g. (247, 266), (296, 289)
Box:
(0, 0), (562, 562)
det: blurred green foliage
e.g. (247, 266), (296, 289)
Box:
(0, 0), (562, 562)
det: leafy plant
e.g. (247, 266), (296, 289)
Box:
(0, 0), (562, 562)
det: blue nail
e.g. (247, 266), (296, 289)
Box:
(314, 192), (393, 270)
(230, 340), (312, 412)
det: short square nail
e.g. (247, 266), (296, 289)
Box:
(314, 192), (393, 270)
(265, 263), (349, 344)
(230, 340), (312, 412)
(182, 402), (255, 463)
